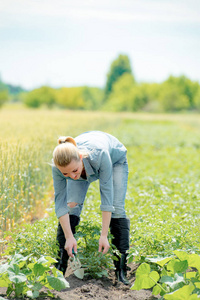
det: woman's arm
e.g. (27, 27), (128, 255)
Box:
(52, 166), (70, 218)
(59, 214), (77, 257)
(98, 211), (111, 254)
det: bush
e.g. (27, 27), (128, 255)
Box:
(24, 86), (56, 108)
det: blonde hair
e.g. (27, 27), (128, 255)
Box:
(53, 136), (88, 167)
(53, 136), (80, 167)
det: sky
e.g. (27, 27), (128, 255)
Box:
(0, 0), (200, 90)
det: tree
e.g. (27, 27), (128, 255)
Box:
(158, 82), (190, 112)
(82, 87), (104, 110)
(104, 73), (135, 111)
(163, 75), (199, 109)
(55, 87), (85, 109)
(0, 80), (9, 107)
(24, 86), (56, 108)
(0, 90), (9, 107)
(104, 54), (133, 98)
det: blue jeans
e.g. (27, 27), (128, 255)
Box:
(68, 158), (128, 219)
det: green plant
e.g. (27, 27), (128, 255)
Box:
(0, 253), (69, 298)
(131, 250), (200, 299)
(75, 221), (115, 279)
(3, 213), (59, 259)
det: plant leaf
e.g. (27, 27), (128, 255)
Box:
(167, 273), (185, 290)
(32, 290), (40, 298)
(47, 275), (69, 291)
(173, 251), (189, 261)
(152, 284), (162, 295)
(188, 295), (200, 300)
(8, 264), (20, 275)
(43, 256), (57, 264)
(9, 273), (27, 284)
(173, 260), (188, 274)
(160, 275), (174, 284)
(136, 263), (151, 276)
(164, 284), (194, 300)
(187, 254), (200, 273)
(33, 263), (47, 277)
(0, 263), (9, 274)
(0, 276), (9, 287)
(32, 282), (43, 291)
(131, 263), (159, 290)
(185, 272), (197, 279)
(37, 256), (48, 264)
(26, 290), (34, 298)
(146, 256), (173, 267)
(167, 259), (178, 273)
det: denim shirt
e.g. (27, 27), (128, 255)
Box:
(52, 131), (127, 218)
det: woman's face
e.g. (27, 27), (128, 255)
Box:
(57, 158), (83, 180)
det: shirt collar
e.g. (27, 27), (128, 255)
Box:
(83, 157), (95, 176)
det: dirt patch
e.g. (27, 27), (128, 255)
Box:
(0, 263), (159, 299)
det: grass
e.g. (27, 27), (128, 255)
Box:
(0, 106), (200, 257)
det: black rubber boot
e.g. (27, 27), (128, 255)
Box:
(55, 215), (80, 275)
(110, 218), (130, 285)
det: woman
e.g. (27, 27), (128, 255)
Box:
(52, 131), (130, 285)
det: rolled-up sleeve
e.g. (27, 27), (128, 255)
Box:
(52, 166), (70, 218)
(98, 150), (115, 213)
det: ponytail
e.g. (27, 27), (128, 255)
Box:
(58, 136), (77, 147)
(53, 136), (79, 167)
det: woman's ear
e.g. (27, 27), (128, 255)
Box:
(80, 154), (83, 160)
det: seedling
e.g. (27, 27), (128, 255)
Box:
(74, 220), (114, 279)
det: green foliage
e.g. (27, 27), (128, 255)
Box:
(0, 109), (125, 239)
(55, 87), (85, 109)
(1, 110), (200, 298)
(24, 86), (56, 108)
(104, 73), (136, 111)
(194, 88), (200, 109)
(123, 119), (200, 259)
(1, 60), (200, 112)
(82, 86), (104, 110)
(3, 213), (59, 260)
(55, 86), (103, 110)
(158, 80), (189, 112)
(0, 139), (52, 236)
(0, 89), (9, 107)
(150, 75), (200, 112)
(105, 79), (165, 112)
(0, 254), (69, 298)
(75, 221), (114, 279)
(103, 61), (200, 112)
(0, 80), (9, 107)
(131, 251), (200, 299)
(164, 75), (199, 109)
(105, 54), (133, 97)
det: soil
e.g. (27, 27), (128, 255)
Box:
(0, 262), (160, 300)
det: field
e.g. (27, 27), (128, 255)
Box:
(0, 107), (200, 299)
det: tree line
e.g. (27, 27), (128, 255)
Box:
(1, 54), (200, 112)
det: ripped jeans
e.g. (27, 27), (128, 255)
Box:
(67, 158), (129, 219)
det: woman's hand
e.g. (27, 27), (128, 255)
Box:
(98, 235), (110, 254)
(64, 236), (77, 257)
(98, 211), (111, 254)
